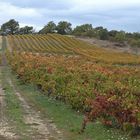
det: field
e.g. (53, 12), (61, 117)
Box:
(7, 34), (140, 65)
(3, 34), (140, 138)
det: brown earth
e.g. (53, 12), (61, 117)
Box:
(75, 36), (140, 55)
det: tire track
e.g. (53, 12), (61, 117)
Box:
(0, 36), (19, 140)
(0, 73), (18, 140)
(8, 79), (63, 140)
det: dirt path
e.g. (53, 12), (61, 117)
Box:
(0, 36), (64, 140)
(0, 72), (18, 140)
(0, 71), (63, 140)
(8, 79), (63, 140)
(0, 36), (19, 139)
(0, 36), (17, 140)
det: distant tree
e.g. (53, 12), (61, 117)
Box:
(98, 28), (109, 40)
(73, 24), (93, 36)
(1, 19), (19, 35)
(19, 26), (33, 34)
(93, 26), (109, 40)
(129, 39), (140, 48)
(125, 32), (133, 39)
(94, 26), (104, 31)
(132, 32), (140, 40)
(109, 30), (118, 37)
(108, 30), (118, 41)
(0, 29), (2, 35)
(114, 31), (126, 43)
(39, 21), (56, 34)
(56, 21), (72, 35)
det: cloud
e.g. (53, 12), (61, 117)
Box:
(20, 23), (42, 31)
(3, 0), (73, 10)
(0, 2), (42, 17)
(0, 0), (140, 32)
(0, 1), (44, 31)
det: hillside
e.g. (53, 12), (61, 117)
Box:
(0, 34), (139, 140)
(6, 34), (140, 65)
(76, 36), (140, 55)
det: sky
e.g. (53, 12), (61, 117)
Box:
(0, 0), (140, 32)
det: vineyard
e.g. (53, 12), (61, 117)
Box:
(6, 34), (140, 136)
(7, 34), (140, 65)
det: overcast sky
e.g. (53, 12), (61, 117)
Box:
(0, 0), (140, 32)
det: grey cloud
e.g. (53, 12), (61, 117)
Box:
(3, 0), (73, 10)
(0, 0), (140, 32)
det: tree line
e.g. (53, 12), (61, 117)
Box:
(0, 19), (140, 48)
(0, 19), (34, 35)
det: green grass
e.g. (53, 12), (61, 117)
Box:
(1, 67), (30, 140)
(8, 68), (139, 140)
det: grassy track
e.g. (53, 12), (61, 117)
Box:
(1, 67), (30, 140)
(0, 37), (31, 139)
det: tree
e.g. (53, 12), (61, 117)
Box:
(132, 32), (140, 40)
(109, 30), (118, 37)
(39, 21), (56, 34)
(98, 28), (109, 40)
(114, 31), (126, 43)
(0, 29), (2, 35)
(73, 24), (93, 36)
(94, 27), (109, 40)
(1, 19), (19, 35)
(125, 32), (133, 39)
(19, 26), (33, 34)
(108, 30), (118, 41)
(56, 21), (72, 35)
(129, 39), (140, 48)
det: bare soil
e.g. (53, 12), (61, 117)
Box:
(8, 79), (63, 140)
(0, 71), (63, 140)
(0, 36), (18, 140)
(76, 36), (140, 55)
(0, 75), (18, 140)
